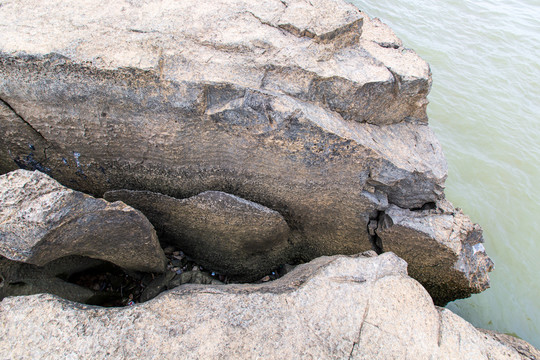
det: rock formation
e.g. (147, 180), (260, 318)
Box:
(104, 189), (290, 281)
(0, 252), (528, 359)
(0, 170), (166, 273)
(0, 0), (493, 303)
(377, 200), (494, 305)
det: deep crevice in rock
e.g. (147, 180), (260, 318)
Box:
(367, 211), (384, 254)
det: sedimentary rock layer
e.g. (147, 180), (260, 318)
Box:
(0, 170), (166, 273)
(0, 252), (525, 359)
(0, 0), (492, 302)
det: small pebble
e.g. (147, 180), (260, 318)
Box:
(163, 246), (175, 255)
(261, 276), (270, 282)
(172, 251), (181, 256)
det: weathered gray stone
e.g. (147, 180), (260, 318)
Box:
(0, 252), (531, 359)
(0, 170), (166, 273)
(104, 189), (290, 281)
(0, 0), (491, 302)
(376, 200), (494, 305)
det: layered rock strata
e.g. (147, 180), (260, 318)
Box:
(0, 170), (166, 273)
(0, 252), (528, 359)
(0, 0), (492, 302)
(104, 189), (290, 281)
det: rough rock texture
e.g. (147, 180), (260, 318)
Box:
(479, 329), (540, 360)
(0, 170), (166, 273)
(104, 189), (290, 281)
(0, 252), (530, 359)
(376, 200), (494, 305)
(0, 0), (492, 301)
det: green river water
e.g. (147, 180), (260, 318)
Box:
(349, 0), (540, 348)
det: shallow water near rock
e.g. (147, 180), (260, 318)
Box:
(349, 0), (540, 347)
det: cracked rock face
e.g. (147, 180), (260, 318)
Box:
(104, 189), (291, 281)
(0, 252), (525, 359)
(0, 0), (491, 302)
(376, 200), (494, 305)
(0, 170), (166, 273)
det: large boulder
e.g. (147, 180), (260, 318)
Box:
(0, 170), (166, 273)
(0, 252), (531, 359)
(0, 0), (491, 302)
(104, 189), (290, 281)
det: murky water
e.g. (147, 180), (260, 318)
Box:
(349, 0), (540, 347)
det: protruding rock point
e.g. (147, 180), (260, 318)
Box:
(376, 200), (494, 305)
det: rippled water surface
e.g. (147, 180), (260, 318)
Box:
(349, 0), (540, 347)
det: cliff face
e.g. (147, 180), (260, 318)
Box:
(0, 0), (492, 303)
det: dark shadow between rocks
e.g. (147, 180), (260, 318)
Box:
(0, 245), (299, 308)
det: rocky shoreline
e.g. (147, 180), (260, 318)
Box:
(0, 0), (537, 358)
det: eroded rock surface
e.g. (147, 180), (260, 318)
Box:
(0, 170), (166, 273)
(0, 0), (491, 301)
(376, 200), (494, 305)
(0, 252), (529, 359)
(104, 189), (290, 281)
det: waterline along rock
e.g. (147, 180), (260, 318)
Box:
(0, 0), (492, 303)
(0, 170), (167, 273)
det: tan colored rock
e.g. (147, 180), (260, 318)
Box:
(104, 189), (290, 281)
(479, 329), (540, 360)
(0, 170), (166, 272)
(0, 252), (530, 359)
